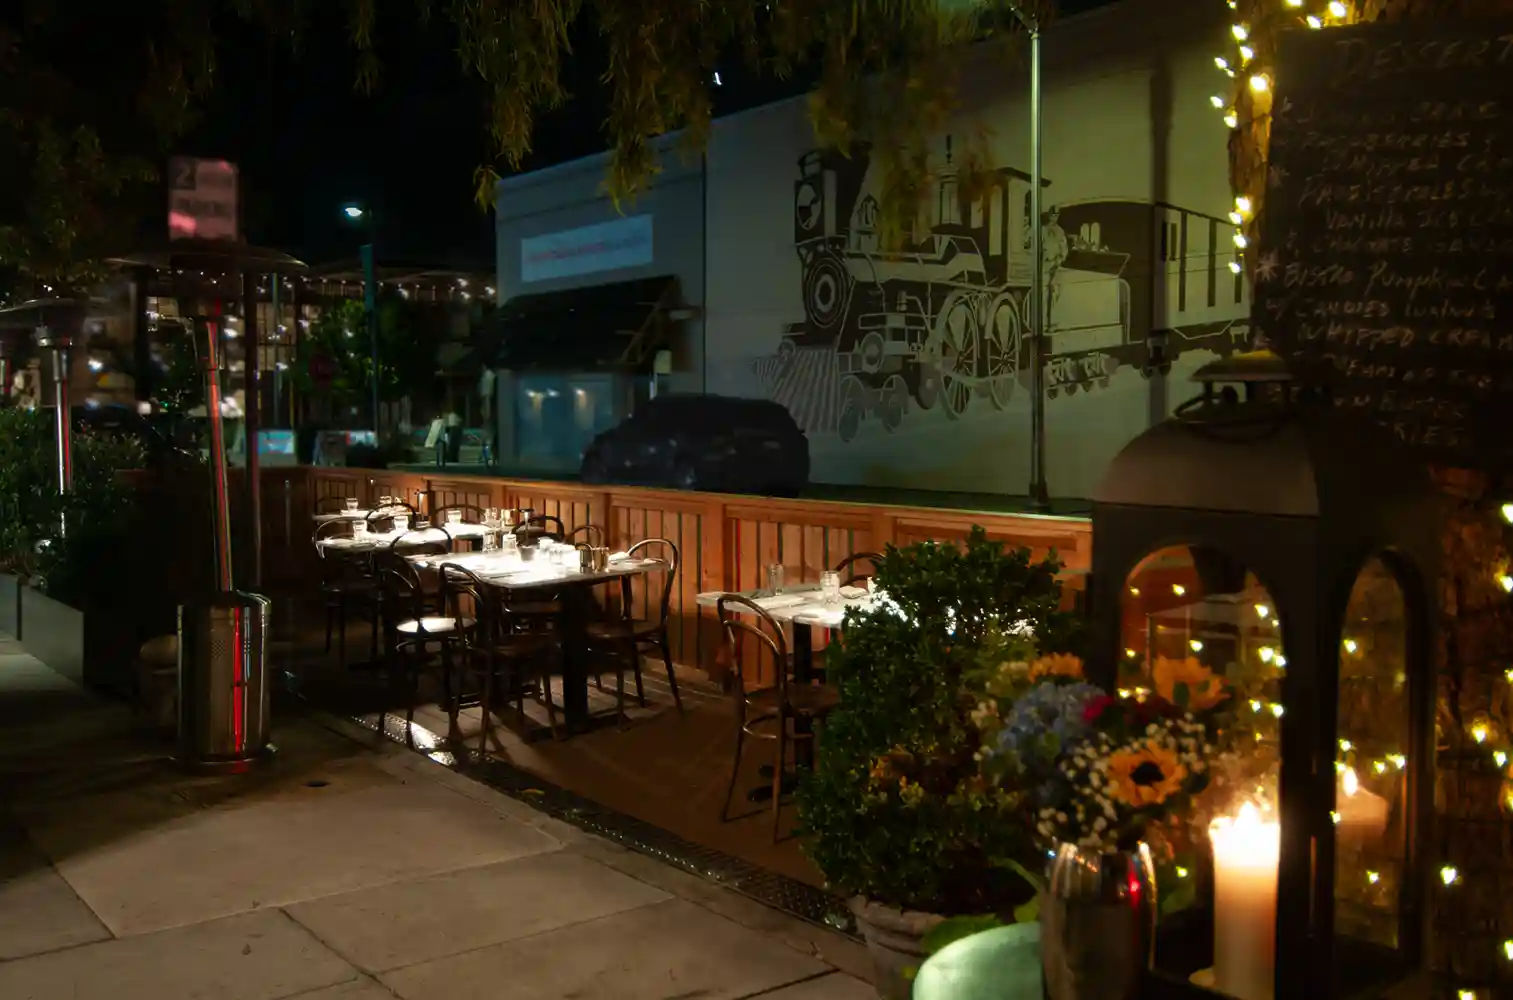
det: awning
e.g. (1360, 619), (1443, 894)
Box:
(489, 276), (680, 374)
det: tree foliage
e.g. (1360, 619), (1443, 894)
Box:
(0, 2), (307, 297)
(2, 1), (1051, 296)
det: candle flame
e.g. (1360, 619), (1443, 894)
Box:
(1341, 766), (1360, 797)
(1210, 801), (1280, 862)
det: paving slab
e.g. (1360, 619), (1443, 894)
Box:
(379, 897), (830, 1000)
(27, 781), (565, 937)
(287, 849), (670, 972)
(0, 909), (356, 1000)
(762, 972), (879, 998)
(0, 826), (111, 960)
(285, 976), (402, 999)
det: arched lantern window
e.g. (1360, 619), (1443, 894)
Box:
(1088, 351), (1437, 1000)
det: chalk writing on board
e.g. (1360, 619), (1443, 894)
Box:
(1255, 20), (1513, 465)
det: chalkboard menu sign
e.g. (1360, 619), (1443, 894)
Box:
(1257, 21), (1513, 466)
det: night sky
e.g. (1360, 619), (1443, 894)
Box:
(182, 0), (1115, 269)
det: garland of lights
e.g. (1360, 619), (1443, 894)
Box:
(1214, 0), (1353, 280)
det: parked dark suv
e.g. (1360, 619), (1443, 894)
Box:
(580, 394), (809, 497)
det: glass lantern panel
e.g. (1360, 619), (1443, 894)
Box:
(1334, 555), (1410, 952)
(1123, 545), (1285, 999)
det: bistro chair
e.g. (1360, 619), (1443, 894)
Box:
(717, 593), (840, 841)
(375, 530), (451, 613)
(313, 519), (380, 668)
(516, 514), (566, 544)
(365, 503), (418, 535)
(584, 537), (683, 714)
(566, 524), (605, 548)
(432, 503), (486, 526)
(442, 563), (562, 749)
(378, 567), (476, 747)
(833, 551), (881, 589)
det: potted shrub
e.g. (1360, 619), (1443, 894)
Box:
(0, 407), (151, 692)
(796, 527), (1083, 999)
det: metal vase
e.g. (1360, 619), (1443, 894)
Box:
(1040, 841), (1157, 1000)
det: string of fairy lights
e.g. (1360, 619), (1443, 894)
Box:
(1213, 0), (1513, 988)
(1212, 0), (1353, 278)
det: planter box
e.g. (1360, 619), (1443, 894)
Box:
(13, 585), (139, 697)
(0, 572), (20, 638)
(20, 585), (85, 687)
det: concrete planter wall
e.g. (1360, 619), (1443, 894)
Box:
(18, 585), (86, 686)
(3, 580), (138, 697)
(0, 572), (21, 638)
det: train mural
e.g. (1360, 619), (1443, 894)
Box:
(754, 137), (1255, 441)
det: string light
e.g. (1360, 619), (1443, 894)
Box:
(1217, 1), (1352, 276)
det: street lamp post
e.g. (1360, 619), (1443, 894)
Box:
(1006, 2), (1050, 511)
(342, 204), (381, 436)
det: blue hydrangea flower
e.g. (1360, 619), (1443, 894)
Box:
(991, 681), (1104, 804)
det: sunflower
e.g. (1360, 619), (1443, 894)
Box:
(1106, 741), (1188, 807)
(1029, 653), (1085, 681)
(1152, 655), (1228, 710)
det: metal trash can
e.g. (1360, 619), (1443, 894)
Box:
(177, 590), (275, 772)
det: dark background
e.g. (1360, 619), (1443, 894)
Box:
(182, 0), (1115, 268)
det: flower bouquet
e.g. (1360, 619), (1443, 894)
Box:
(975, 652), (1230, 1000)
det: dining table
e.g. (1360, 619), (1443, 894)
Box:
(408, 547), (667, 735)
(315, 522), (490, 552)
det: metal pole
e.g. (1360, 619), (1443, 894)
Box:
(241, 273), (262, 589)
(362, 222), (379, 437)
(34, 326), (74, 536)
(197, 317), (235, 592)
(1027, 22), (1050, 510)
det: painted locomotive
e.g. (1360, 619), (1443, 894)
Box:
(769, 140), (1250, 442)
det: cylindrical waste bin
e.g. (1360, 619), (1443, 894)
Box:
(177, 590), (275, 771)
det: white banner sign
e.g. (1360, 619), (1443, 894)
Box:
(168, 157), (239, 241)
(520, 215), (653, 284)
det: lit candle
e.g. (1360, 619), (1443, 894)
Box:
(1210, 803), (1279, 1000)
(1336, 766), (1389, 843)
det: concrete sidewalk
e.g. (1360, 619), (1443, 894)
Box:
(0, 635), (873, 1000)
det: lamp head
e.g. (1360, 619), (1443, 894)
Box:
(342, 205), (365, 220)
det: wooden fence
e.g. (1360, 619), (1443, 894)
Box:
(260, 466), (1093, 687)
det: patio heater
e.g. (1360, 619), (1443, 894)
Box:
(175, 314), (274, 772)
(32, 324), (74, 517)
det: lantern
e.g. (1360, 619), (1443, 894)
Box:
(1088, 351), (1437, 999)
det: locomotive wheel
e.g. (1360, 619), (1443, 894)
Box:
(857, 331), (886, 374)
(984, 291), (1023, 411)
(838, 375), (867, 443)
(802, 251), (852, 333)
(911, 366), (939, 410)
(936, 291), (981, 420)
(880, 375), (907, 432)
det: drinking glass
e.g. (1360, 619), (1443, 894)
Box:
(393, 514), (409, 533)
(820, 570), (842, 606)
(351, 519), (369, 537)
(482, 530), (499, 553)
(344, 497), (359, 512)
(448, 509), (462, 526)
(767, 564), (785, 595)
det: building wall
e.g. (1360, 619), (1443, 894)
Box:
(703, 0), (1251, 500)
(494, 140), (706, 393)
